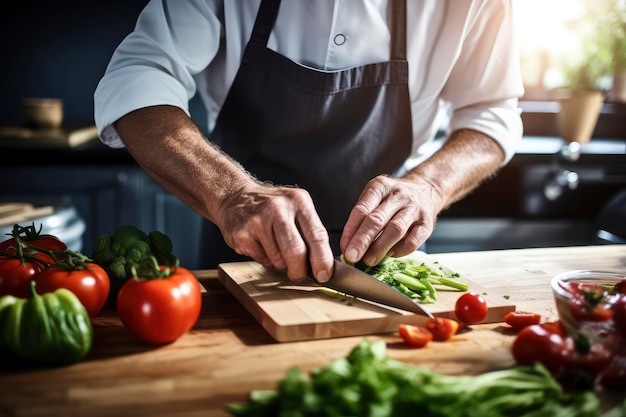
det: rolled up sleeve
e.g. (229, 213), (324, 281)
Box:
(443, 0), (524, 164)
(94, 0), (222, 148)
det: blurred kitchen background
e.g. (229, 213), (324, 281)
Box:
(0, 0), (625, 269)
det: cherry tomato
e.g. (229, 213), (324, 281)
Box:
(34, 263), (110, 317)
(561, 341), (613, 377)
(117, 266), (202, 344)
(540, 320), (566, 336)
(568, 297), (613, 322)
(454, 292), (488, 324)
(504, 311), (542, 330)
(398, 324), (433, 348)
(564, 282), (604, 297)
(511, 322), (568, 374)
(597, 357), (626, 390)
(0, 256), (45, 297)
(425, 317), (459, 341)
(612, 294), (626, 337)
(562, 282), (612, 321)
(612, 281), (626, 295)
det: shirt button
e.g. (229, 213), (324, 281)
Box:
(333, 34), (346, 46)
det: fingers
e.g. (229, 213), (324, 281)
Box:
(274, 189), (333, 283)
(341, 176), (435, 266)
(221, 185), (333, 283)
(340, 178), (386, 262)
(295, 209), (334, 283)
(342, 176), (398, 264)
(271, 213), (309, 282)
(389, 222), (431, 257)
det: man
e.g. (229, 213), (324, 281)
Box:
(94, 0), (524, 284)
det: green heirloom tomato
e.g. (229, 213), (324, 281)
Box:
(0, 283), (93, 365)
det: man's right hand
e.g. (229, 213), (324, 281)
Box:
(217, 182), (334, 283)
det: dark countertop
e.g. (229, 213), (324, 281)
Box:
(2, 134), (624, 166)
(1, 138), (137, 166)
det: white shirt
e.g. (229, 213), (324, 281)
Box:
(94, 0), (524, 164)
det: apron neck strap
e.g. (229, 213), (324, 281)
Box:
(249, 0), (281, 46)
(250, 0), (407, 61)
(390, 0), (407, 61)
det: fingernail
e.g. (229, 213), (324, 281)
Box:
(345, 248), (359, 263)
(317, 270), (330, 283)
(364, 255), (376, 266)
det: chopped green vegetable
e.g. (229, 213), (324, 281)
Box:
(227, 339), (612, 417)
(351, 255), (466, 304)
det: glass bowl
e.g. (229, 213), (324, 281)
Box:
(551, 270), (626, 355)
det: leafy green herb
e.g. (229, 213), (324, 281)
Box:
(227, 339), (611, 417)
(503, 295), (511, 300)
(580, 289), (605, 307)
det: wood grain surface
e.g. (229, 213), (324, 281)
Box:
(217, 251), (516, 341)
(0, 245), (624, 417)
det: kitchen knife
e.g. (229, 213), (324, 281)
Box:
(317, 259), (435, 318)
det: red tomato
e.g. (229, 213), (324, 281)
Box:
(563, 282), (613, 322)
(34, 263), (110, 317)
(0, 256), (44, 297)
(613, 281), (626, 295)
(398, 324), (433, 348)
(561, 342), (613, 377)
(0, 243), (57, 265)
(612, 294), (626, 337)
(117, 266), (202, 344)
(564, 282), (604, 297)
(511, 322), (568, 374)
(0, 228), (67, 255)
(425, 317), (459, 341)
(454, 292), (488, 324)
(504, 311), (542, 330)
(597, 357), (626, 390)
(568, 297), (613, 322)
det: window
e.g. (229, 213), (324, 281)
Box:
(514, 0), (625, 101)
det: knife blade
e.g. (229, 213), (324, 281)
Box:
(317, 259), (434, 318)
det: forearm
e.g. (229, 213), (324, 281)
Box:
(403, 129), (505, 213)
(114, 105), (257, 225)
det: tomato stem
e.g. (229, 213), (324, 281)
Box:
(2, 223), (93, 270)
(130, 255), (181, 280)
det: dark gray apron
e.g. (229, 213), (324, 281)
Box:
(199, 0), (412, 268)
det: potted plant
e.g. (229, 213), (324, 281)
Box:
(553, 62), (605, 144)
(551, 2), (624, 144)
(585, 0), (626, 102)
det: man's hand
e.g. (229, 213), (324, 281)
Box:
(340, 175), (440, 267)
(340, 129), (505, 266)
(218, 182), (335, 283)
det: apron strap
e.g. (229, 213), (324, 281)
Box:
(390, 0), (407, 61)
(249, 0), (281, 46)
(250, 0), (407, 61)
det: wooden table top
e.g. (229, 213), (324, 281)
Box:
(1, 244), (625, 417)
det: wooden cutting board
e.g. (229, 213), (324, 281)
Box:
(218, 251), (516, 342)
